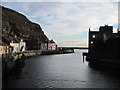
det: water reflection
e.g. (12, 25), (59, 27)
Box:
(6, 50), (120, 88)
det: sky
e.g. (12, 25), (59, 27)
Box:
(0, 0), (118, 47)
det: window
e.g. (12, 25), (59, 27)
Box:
(91, 41), (93, 44)
(17, 47), (19, 51)
(92, 35), (96, 38)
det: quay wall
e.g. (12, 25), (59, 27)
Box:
(2, 49), (74, 76)
(41, 49), (74, 55)
(2, 50), (42, 76)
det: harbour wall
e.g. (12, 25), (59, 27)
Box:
(2, 49), (74, 76)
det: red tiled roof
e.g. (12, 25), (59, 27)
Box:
(0, 35), (11, 42)
(0, 34), (19, 43)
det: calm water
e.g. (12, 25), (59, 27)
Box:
(6, 50), (120, 88)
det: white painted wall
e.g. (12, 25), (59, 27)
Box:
(10, 42), (19, 52)
(19, 39), (26, 51)
(10, 39), (26, 52)
(51, 43), (57, 50)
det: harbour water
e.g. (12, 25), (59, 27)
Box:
(5, 50), (120, 88)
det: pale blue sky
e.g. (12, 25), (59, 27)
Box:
(1, 1), (118, 47)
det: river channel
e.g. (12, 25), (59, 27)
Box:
(6, 50), (120, 88)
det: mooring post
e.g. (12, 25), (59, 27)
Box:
(83, 54), (84, 62)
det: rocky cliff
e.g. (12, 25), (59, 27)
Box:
(1, 6), (49, 50)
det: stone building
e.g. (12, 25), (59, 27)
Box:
(48, 39), (57, 50)
(88, 25), (120, 60)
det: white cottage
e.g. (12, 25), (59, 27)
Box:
(10, 41), (19, 52)
(19, 39), (26, 51)
(48, 39), (57, 50)
(40, 43), (48, 51)
(10, 39), (26, 52)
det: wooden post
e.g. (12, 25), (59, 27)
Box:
(83, 55), (84, 62)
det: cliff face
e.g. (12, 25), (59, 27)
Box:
(2, 6), (49, 50)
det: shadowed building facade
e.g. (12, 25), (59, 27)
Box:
(86, 25), (120, 67)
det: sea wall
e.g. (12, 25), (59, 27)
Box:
(41, 49), (74, 55)
(2, 50), (42, 76)
(2, 49), (74, 77)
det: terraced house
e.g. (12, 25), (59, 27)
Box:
(0, 35), (26, 54)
